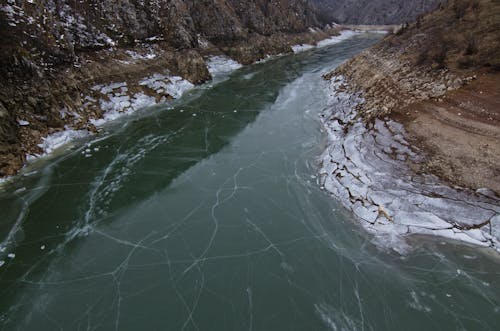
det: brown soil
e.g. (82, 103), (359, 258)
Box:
(392, 72), (500, 194)
(328, 0), (500, 195)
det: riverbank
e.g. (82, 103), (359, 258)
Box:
(325, 0), (499, 196)
(320, 0), (500, 252)
(320, 75), (499, 252)
(393, 72), (500, 194)
(0, 26), (344, 179)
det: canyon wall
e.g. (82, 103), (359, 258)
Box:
(312, 0), (442, 24)
(0, 0), (331, 176)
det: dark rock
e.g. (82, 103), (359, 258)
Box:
(174, 50), (211, 83)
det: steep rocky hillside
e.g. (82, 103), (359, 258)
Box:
(312, 0), (442, 24)
(326, 0), (500, 193)
(0, 0), (334, 177)
(0, 0), (321, 74)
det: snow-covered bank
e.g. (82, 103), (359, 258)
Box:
(24, 72), (194, 162)
(319, 76), (500, 253)
(25, 58), (245, 164)
(89, 73), (194, 127)
(292, 30), (361, 53)
(34, 129), (91, 159)
(292, 44), (316, 53)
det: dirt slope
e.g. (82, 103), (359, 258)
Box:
(326, 0), (500, 194)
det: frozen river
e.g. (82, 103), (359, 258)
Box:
(0, 34), (499, 330)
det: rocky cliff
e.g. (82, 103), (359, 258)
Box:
(0, 0), (323, 73)
(326, 0), (500, 193)
(0, 0), (336, 176)
(312, 0), (442, 24)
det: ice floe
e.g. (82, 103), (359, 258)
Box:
(206, 56), (243, 77)
(139, 74), (194, 99)
(292, 30), (359, 53)
(35, 129), (90, 157)
(89, 73), (194, 126)
(317, 30), (359, 47)
(319, 75), (500, 253)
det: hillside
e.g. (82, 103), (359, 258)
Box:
(312, 0), (442, 24)
(0, 0), (324, 74)
(326, 0), (500, 193)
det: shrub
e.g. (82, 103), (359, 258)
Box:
(415, 33), (449, 69)
(464, 34), (478, 55)
(458, 55), (475, 68)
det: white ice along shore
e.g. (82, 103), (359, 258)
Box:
(28, 57), (245, 162)
(292, 30), (360, 53)
(319, 76), (500, 253)
(206, 55), (243, 77)
(29, 72), (195, 161)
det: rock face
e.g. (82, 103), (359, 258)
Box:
(0, 0), (321, 72)
(312, 0), (442, 24)
(0, 0), (332, 176)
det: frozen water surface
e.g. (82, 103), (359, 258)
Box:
(0, 34), (499, 330)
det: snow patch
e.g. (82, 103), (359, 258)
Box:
(125, 50), (158, 61)
(292, 30), (359, 54)
(292, 44), (315, 53)
(206, 56), (243, 77)
(317, 30), (359, 47)
(36, 129), (89, 156)
(139, 74), (194, 98)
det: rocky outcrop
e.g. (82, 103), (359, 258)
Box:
(312, 0), (442, 25)
(0, 0), (322, 74)
(325, 49), (463, 124)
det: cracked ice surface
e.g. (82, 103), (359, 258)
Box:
(320, 76), (500, 253)
(2, 34), (499, 331)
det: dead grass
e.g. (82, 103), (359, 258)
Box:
(380, 0), (500, 72)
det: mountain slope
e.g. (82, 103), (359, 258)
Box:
(0, 0), (322, 74)
(325, 0), (500, 193)
(312, 0), (442, 24)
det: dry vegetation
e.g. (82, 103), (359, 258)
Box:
(384, 0), (500, 72)
(329, 0), (500, 193)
